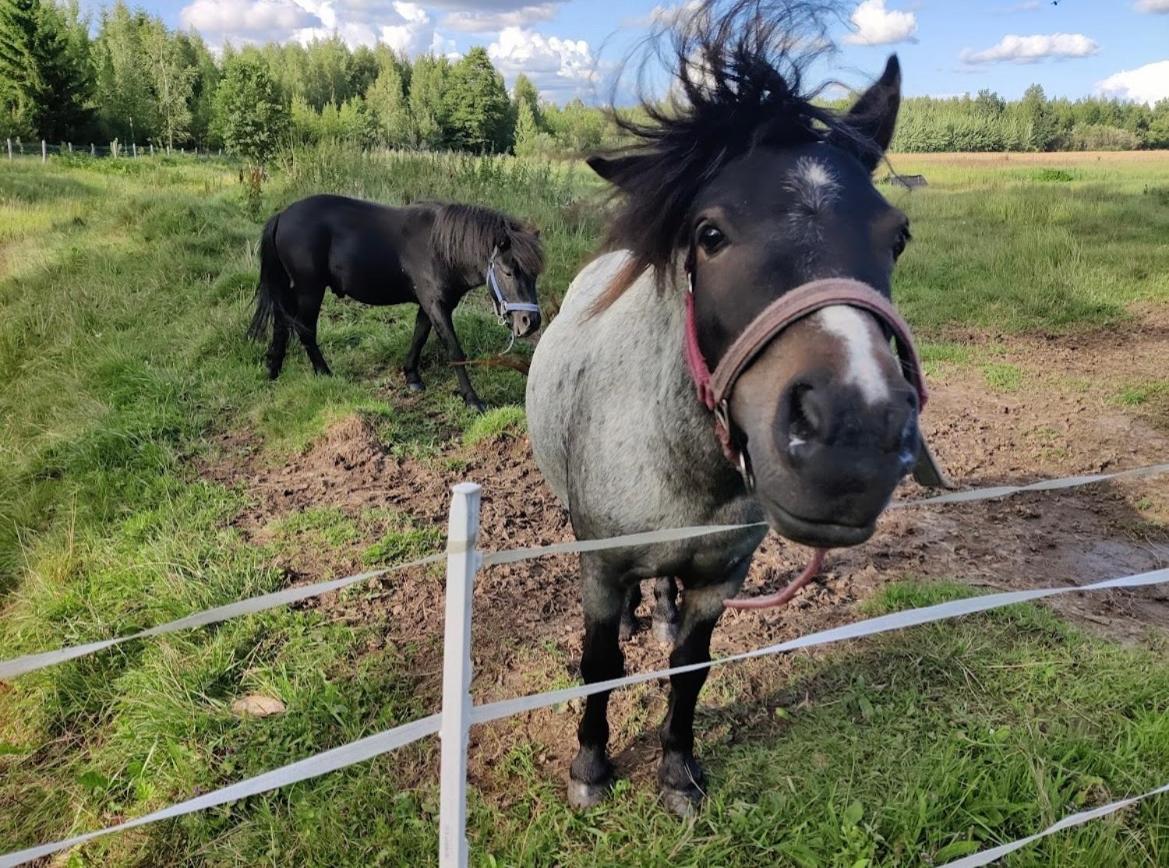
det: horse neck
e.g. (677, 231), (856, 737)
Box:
(615, 261), (745, 496)
(444, 246), (487, 292)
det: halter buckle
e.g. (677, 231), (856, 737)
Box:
(738, 450), (755, 492)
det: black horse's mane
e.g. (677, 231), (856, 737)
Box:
(595, 0), (879, 303)
(429, 201), (545, 278)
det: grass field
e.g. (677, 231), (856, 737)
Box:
(2, 147), (1169, 866)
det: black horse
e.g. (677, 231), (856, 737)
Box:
(247, 194), (544, 410)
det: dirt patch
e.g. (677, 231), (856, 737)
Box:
(201, 315), (1169, 796)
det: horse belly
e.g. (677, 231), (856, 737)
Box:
(330, 256), (413, 307)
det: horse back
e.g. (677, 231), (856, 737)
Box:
(275, 195), (433, 305)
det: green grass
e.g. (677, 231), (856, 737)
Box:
(887, 153), (1169, 333)
(463, 405), (527, 447)
(2, 148), (1169, 865)
(983, 362), (1024, 392)
(1116, 381), (1169, 408)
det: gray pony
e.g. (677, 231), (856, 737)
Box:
(527, 0), (939, 815)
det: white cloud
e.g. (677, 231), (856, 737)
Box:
(1096, 60), (1169, 105)
(488, 26), (597, 100)
(179, 0), (313, 37)
(1134, 0), (1169, 12)
(442, 4), (558, 32)
(843, 0), (917, 46)
(179, 0), (472, 52)
(961, 33), (1099, 65)
(377, 1), (436, 53)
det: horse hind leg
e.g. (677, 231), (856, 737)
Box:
(266, 315), (291, 380)
(620, 578), (679, 644)
(652, 576), (680, 647)
(619, 582), (641, 642)
(402, 307), (432, 392)
(569, 554), (625, 809)
(293, 282), (332, 376)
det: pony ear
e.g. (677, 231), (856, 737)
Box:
(586, 153), (655, 191)
(832, 54), (902, 172)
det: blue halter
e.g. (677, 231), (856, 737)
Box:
(486, 248), (540, 324)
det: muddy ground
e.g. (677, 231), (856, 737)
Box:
(203, 312), (1169, 795)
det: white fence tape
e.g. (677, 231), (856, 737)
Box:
(3, 461), (1167, 684)
(940, 779), (1169, 867)
(897, 461), (1169, 508)
(0, 713), (441, 868)
(4, 461), (1169, 866)
(471, 566), (1169, 724)
(0, 554), (442, 681)
(8, 565), (1168, 867)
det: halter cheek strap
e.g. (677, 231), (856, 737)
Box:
(486, 248), (540, 323)
(683, 269), (929, 479)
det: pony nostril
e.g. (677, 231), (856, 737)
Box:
(787, 383), (819, 448)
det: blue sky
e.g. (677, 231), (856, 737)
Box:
(137, 0), (1169, 105)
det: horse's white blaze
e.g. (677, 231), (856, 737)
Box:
(791, 157), (838, 211)
(815, 305), (890, 405)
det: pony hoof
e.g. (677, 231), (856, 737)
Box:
(660, 785), (704, 818)
(567, 777), (612, 810)
(406, 381), (425, 393)
(465, 398), (487, 413)
(653, 618), (679, 648)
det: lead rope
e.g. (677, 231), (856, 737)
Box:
(685, 265), (829, 610)
(724, 548), (827, 610)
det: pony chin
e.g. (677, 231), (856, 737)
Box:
(751, 483), (879, 549)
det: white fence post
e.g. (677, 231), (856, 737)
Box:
(41, 140), (46, 162)
(6, 139), (10, 160)
(439, 482), (480, 868)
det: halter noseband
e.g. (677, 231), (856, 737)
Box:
(683, 268), (928, 489)
(486, 247), (540, 325)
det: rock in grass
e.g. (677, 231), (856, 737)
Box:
(231, 694), (286, 717)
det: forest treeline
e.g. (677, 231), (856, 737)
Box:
(3, 0), (1168, 160)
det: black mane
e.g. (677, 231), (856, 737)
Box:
(429, 202), (545, 279)
(595, 0), (878, 299)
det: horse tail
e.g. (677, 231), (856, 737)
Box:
(248, 213), (290, 342)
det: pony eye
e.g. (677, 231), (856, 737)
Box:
(697, 224), (726, 255)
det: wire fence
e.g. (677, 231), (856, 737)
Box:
(2, 462), (1169, 867)
(4, 138), (226, 161)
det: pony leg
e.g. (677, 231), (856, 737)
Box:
(652, 576), (680, 647)
(657, 568), (747, 816)
(266, 315), (291, 380)
(293, 283), (332, 376)
(402, 307), (432, 392)
(569, 554), (625, 809)
(425, 302), (484, 411)
(619, 581), (641, 641)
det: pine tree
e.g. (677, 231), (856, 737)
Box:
(513, 73), (541, 126)
(442, 47), (511, 153)
(0, 0), (41, 136)
(513, 98), (543, 157)
(0, 0), (91, 140)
